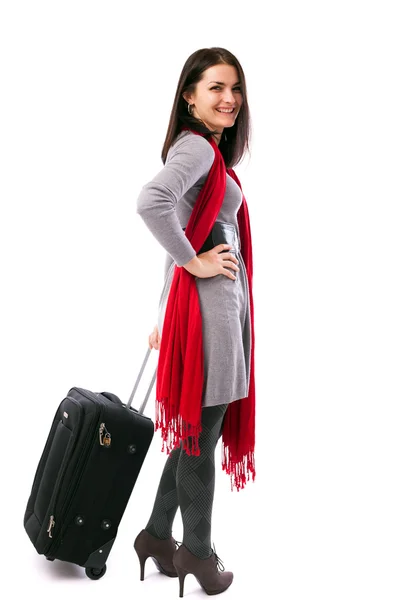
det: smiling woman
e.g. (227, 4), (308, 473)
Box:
(134, 47), (255, 598)
(181, 64), (244, 146)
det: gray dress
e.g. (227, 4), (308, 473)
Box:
(136, 130), (251, 407)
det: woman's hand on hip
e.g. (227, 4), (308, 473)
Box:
(183, 244), (240, 280)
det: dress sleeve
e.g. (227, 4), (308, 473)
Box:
(135, 132), (215, 267)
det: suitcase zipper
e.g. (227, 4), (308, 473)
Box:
(45, 403), (106, 554)
(47, 515), (55, 538)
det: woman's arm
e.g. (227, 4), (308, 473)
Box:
(136, 131), (215, 266)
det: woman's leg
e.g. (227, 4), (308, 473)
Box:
(144, 444), (181, 539)
(176, 403), (228, 559)
(144, 403), (228, 549)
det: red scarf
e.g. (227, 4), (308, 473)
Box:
(155, 127), (256, 491)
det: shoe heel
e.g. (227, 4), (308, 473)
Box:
(175, 567), (187, 598)
(134, 548), (149, 581)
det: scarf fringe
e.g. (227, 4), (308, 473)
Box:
(221, 442), (256, 492)
(155, 397), (202, 456)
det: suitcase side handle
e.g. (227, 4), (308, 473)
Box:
(126, 347), (157, 415)
(100, 391), (123, 406)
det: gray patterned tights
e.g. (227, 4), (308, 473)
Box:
(144, 403), (228, 559)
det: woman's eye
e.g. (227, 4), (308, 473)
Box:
(211, 86), (241, 92)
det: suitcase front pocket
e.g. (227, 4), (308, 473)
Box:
(34, 420), (74, 526)
(29, 398), (85, 553)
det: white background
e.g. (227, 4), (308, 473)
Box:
(1, 1), (399, 599)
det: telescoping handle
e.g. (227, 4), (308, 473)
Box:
(126, 347), (157, 415)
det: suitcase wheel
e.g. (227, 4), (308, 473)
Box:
(85, 565), (107, 580)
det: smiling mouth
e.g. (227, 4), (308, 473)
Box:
(216, 108), (235, 114)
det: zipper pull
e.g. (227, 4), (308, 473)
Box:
(99, 423), (105, 445)
(47, 515), (55, 538)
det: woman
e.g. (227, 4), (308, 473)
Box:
(134, 47), (256, 597)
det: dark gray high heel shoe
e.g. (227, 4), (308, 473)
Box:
(173, 543), (234, 597)
(134, 529), (181, 580)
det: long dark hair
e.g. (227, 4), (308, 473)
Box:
(161, 47), (252, 169)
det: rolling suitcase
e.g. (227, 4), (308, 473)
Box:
(23, 347), (157, 580)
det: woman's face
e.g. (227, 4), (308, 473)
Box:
(183, 64), (243, 138)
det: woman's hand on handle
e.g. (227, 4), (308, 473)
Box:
(149, 324), (161, 350)
(183, 244), (240, 280)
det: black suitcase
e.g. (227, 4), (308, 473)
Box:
(23, 347), (157, 580)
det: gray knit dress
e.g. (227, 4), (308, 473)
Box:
(136, 130), (251, 408)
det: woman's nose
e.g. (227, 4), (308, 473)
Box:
(222, 90), (236, 104)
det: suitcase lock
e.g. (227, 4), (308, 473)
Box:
(99, 423), (112, 448)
